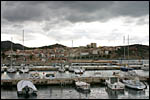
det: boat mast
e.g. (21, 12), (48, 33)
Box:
(123, 36), (125, 60)
(11, 37), (13, 68)
(128, 35), (129, 66)
(23, 30), (25, 64)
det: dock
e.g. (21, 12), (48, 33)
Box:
(29, 65), (141, 71)
(1, 76), (149, 86)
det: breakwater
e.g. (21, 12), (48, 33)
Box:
(1, 76), (149, 86)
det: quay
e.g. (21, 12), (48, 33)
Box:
(1, 76), (149, 86)
(29, 65), (141, 71)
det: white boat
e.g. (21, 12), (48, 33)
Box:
(7, 67), (16, 73)
(44, 72), (55, 79)
(58, 66), (65, 73)
(19, 64), (29, 73)
(1, 64), (8, 72)
(75, 81), (91, 92)
(106, 77), (125, 90)
(141, 64), (149, 71)
(19, 30), (30, 73)
(74, 67), (84, 74)
(29, 72), (41, 79)
(7, 37), (16, 73)
(122, 79), (146, 90)
(68, 66), (75, 72)
(17, 80), (37, 96)
(124, 70), (137, 78)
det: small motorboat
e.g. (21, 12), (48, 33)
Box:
(120, 66), (133, 72)
(1, 64), (8, 72)
(75, 81), (91, 93)
(68, 66), (75, 72)
(74, 67), (84, 74)
(17, 80), (37, 97)
(44, 72), (55, 79)
(106, 76), (125, 90)
(29, 71), (41, 79)
(122, 79), (146, 90)
(141, 64), (149, 71)
(58, 67), (65, 73)
(7, 67), (16, 73)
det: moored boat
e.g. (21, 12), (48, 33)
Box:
(75, 81), (91, 93)
(17, 80), (37, 97)
(122, 79), (146, 90)
(29, 71), (41, 79)
(141, 64), (149, 71)
(106, 76), (125, 90)
(44, 72), (55, 79)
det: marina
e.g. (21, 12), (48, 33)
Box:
(1, 81), (149, 99)
(1, 1), (149, 99)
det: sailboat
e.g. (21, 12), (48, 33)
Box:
(19, 30), (29, 73)
(120, 35), (134, 72)
(121, 35), (146, 90)
(17, 80), (37, 97)
(58, 64), (66, 73)
(7, 37), (16, 73)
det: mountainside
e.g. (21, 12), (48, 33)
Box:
(1, 41), (28, 52)
(38, 43), (67, 49)
(1, 41), (67, 52)
(115, 44), (149, 59)
(1, 41), (149, 59)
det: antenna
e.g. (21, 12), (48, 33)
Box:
(11, 37), (13, 68)
(128, 35), (129, 64)
(23, 30), (25, 62)
(72, 40), (73, 48)
(123, 36), (125, 60)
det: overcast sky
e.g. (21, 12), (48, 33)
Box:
(1, 1), (149, 47)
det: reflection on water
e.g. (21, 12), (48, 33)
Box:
(105, 87), (125, 99)
(1, 83), (149, 99)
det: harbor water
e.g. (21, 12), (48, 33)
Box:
(1, 69), (149, 99)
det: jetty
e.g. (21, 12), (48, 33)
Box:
(1, 76), (149, 86)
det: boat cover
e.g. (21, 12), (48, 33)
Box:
(76, 81), (90, 86)
(17, 80), (37, 92)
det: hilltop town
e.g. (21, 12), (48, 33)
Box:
(1, 41), (149, 65)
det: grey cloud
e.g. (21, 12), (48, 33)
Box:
(2, 1), (149, 24)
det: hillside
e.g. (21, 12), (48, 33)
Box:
(1, 41), (28, 52)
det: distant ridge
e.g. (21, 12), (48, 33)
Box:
(38, 43), (67, 49)
(1, 41), (67, 52)
(1, 41), (28, 52)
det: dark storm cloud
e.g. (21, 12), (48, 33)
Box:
(2, 1), (149, 24)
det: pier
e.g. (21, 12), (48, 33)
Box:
(1, 76), (149, 86)
(29, 65), (141, 71)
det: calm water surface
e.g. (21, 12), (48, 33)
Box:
(1, 69), (149, 99)
(1, 83), (149, 99)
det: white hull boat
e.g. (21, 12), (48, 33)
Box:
(17, 80), (37, 96)
(68, 67), (75, 72)
(58, 67), (65, 73)
(122, 80), (146, 90)
(7, 67), (16, 73)
(44, 72), (55, 79)
(106, 77), (125, 90)
(75, 81), (90, 93)
(29, 72), (41, 79)
(74, 69), (84, 74)
(141, 64), (149, 71)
